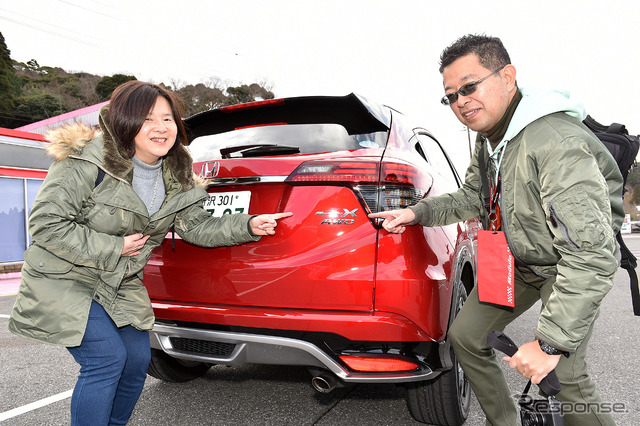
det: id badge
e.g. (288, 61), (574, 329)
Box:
(477, 230), (515, 307)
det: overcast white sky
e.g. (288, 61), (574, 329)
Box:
(2, 0), (639, 171)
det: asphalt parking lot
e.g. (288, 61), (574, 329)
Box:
(1, 237), (639, 425)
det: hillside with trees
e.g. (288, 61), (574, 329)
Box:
(0, 31), (274, 129)
(2, 31), (640, 218)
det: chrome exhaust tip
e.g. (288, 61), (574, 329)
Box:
(311, 373), (337, 393)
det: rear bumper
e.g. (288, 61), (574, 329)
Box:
(149, 323), (442, 383)
(150, 301), (437, 342)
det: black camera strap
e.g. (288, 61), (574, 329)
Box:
(548, 396), (564, 425)
(487, 331), (561, 395)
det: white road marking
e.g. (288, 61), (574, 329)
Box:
(0, 389), (73, 421)
(0, 314), (10, 319)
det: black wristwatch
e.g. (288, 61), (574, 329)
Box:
(538, 340), (570, 357)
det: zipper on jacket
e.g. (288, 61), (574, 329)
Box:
(548, 203), (581, 252)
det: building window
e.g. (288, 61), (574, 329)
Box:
(0, 177), (43, 263)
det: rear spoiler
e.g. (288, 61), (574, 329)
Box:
(184, 93), (391, 144)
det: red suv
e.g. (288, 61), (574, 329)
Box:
(144, 94), (479, 425)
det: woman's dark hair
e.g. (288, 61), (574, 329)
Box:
(439, 34), (511, 74)
(108, 80), (188, 158)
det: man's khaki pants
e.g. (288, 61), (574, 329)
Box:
(449, 266), (616, 425)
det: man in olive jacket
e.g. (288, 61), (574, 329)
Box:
(370, 35), (621, 425)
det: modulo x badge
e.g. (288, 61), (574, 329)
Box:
(315, 208), (358, 225)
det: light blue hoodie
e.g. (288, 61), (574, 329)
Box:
(488, 87), (588, 168)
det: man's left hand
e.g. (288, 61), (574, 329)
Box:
(503, 340), (561, 384)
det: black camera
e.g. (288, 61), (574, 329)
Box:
(519, 392), (563, 426)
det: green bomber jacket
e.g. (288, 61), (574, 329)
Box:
(9, 106), (260, 346)
(410, 91), (623, 353)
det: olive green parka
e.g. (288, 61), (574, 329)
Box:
(9, 106), (260, 346)
(409, 88), (623, 353)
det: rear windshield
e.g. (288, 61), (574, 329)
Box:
(187, 123), (388, 161)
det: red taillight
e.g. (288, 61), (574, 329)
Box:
(286, 161), (379, 183)
(379, 162), (433, 211)
(339, 355), (419, 372)
(286, 159), (432, 215)
(220, 98), (285, 112)
(382, 162), (421, 184)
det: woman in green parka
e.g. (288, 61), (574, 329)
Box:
(8, 80), (292, 426)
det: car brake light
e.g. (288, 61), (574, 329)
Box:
(220, 98), (285, 112)
(339, 355), (419, 372)
(234, 122), (288, 131)
(287, 161), (378, 183)
(285, 159), (432, 216)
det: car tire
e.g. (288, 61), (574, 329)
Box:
(147, 348), (211, 382)
(404, 280), (471, 425)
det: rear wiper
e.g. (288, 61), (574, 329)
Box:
(220, 144), (300, 158)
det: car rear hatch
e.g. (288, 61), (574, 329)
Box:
(144, 94), (413, 315)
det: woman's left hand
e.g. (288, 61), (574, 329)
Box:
(249, 212), (293, 236)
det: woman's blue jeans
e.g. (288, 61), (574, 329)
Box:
(67, 301), (150, 425)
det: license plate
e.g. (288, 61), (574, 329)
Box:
(203, 191), (251, 217)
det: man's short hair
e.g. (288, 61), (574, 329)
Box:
(439, 34), (511, 74)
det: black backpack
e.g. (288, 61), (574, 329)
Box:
(583, 115), (640, 316)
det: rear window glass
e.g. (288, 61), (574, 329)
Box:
(187, 123), (388, 161)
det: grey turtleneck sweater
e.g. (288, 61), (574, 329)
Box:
(132, 155), (166, 216)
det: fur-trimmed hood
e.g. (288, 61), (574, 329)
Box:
(45, 104), (199, 191)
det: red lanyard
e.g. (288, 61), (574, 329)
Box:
(490, 176), (501, 231)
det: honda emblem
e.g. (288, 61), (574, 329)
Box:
(201, 161), (220, 178)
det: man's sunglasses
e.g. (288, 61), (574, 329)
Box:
(440, 65), (506, 106)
